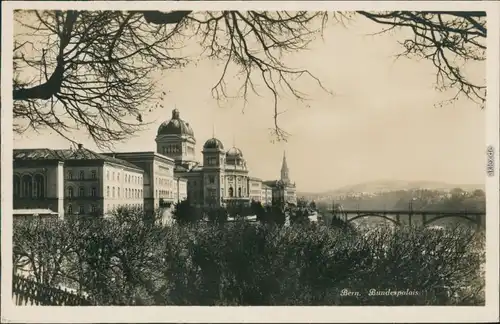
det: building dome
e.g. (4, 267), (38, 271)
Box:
(157, 109), (194, 137)
(226, 147), (244, 158)
(203, 138), (224, 150)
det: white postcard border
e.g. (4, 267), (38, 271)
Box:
(1, 1), (499, 323)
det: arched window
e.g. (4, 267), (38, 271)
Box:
(229, 187), (234, 198)
(106, 186), (110, 197)
(34, 174), (45, 198)
(238, 187), (242, 197)
(21, 175), (32, 198)
(79, 187), (85, 197)
(68, 204), (73, 214)
(68, 186), (74, 197)
(79, 171), (85, 180)
(112, 187), (115, 198)
(13, 175), (21, 198)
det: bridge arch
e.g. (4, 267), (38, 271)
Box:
(347, 213), (401, 226)
(423, 214), (480, 227)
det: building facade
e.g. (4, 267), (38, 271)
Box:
(263, 152), (297, 206)
(155, 108), (297, 208)
(12, 108), (296, 217)
(13, 146), (145, 218)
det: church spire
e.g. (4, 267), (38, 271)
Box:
(280, 150), (290, 183)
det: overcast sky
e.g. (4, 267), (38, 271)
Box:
(13, 15), (486, 192)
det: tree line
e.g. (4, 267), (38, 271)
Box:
(172, 199), (320, 227)
(13, 206), (485, 305)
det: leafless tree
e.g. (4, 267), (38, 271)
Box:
(358, 11), (486, 108)
(13, 10), (331, 148)
(13, 10), (486, 149)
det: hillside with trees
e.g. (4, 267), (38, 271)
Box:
(315, 188), (485, 212)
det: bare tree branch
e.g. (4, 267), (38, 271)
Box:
(13, 10), (333, 147)
(13, 10), (486, 149)
(357, 11), (486, 108)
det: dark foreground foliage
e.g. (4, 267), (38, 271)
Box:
(13, 209), (485, 306)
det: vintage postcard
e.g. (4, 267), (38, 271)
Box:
(1, 0), (499, 323)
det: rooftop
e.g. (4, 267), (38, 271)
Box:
(14, 147), (142, 171)
(100, 151), (175, 163)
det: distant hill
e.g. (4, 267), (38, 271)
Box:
(298, 180), (485, 198)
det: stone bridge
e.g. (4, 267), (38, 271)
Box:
(330, 209), (485, 229)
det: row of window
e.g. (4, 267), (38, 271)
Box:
(67, 186), (97, 197)
(107, 204), (142, 211)
(205, 157), (221, 165)
(67, 170), (97, 180)
(106, 186), (143, 199)
(157, 177), (174, 188)
(227, 177), (245, 183)
(66, 186), (145, 199)
(67, 204), (95, 214)
(228, 187), (244, 197)
(157, 190), (174, 199)
(67, 203), (143, 215)
(162, 144), (181, 154)
(106, 170), (143, 184)
(187, 186), (249, 201)
(13, 174), (45, 198)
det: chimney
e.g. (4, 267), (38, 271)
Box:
(77, 143), (83, 150)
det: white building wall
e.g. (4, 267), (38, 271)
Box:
(102, 163), (144, 214)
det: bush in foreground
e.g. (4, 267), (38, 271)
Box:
(13, 210), (485, 306)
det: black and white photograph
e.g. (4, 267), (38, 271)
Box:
(1, 1), (499, 323)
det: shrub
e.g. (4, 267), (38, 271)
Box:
(173, 199), (201, 224)
(207, 207), (228, 224)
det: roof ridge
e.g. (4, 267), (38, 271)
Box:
(14, 147), (142, 171)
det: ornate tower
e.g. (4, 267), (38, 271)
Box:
(280, 151), (290, 184)
(202, 138), (226, 207)
(155, 108), (197, 169)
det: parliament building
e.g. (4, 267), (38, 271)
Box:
(12, 108), (297, 218)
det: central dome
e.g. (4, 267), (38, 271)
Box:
(226, 147), (243, 158)
(157, 109), (194, 137)
(203, 138), (224, 150)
